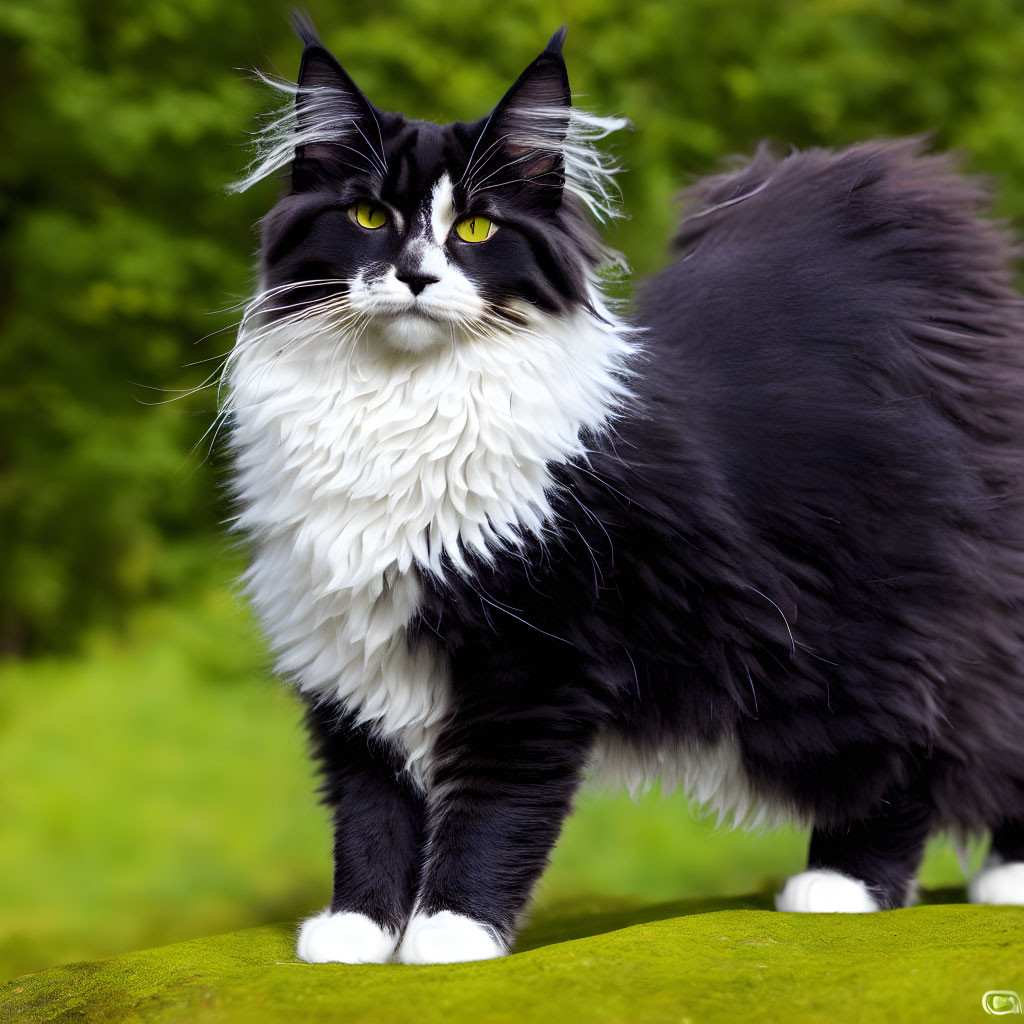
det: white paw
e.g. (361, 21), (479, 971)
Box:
(396, 910), (506, 964)
(296, 910), (397, 964)
(968, 858), (1024, 905)
(775, 869), (881, 913)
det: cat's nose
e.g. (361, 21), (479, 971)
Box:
(396, 272), (440, 296)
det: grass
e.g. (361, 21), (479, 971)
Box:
(0, 585), (986, 984)
(5, 895), (1022, 1024)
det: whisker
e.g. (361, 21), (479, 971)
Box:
(471, 177), (563, 196)
(458, 108), (501, 188)
(462, 133), (524, 191)
(349, 124), (388, 179)
(464, 150), (545, 192)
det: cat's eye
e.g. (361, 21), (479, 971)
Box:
(454, 216), (496, 244)
(350, 202), (388, 230)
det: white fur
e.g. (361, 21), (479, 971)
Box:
(396, 911), (506, 964)
(429, 174), (457, 245)
(968, 855), (1024, 905)
(230, 76), (384, 194)
(348, 263), (481, 353)
(228, 282), (634, 786)
(296, 909), (398, 963)
(499, 107), (630, 223)
(775, 870), (881, 913)
(588, 730), (799, 830)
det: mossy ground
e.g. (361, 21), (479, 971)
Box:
(4, 891), (1022, 1024)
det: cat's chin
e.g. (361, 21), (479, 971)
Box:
(374, 310), (458, 354)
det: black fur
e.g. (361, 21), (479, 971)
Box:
(304, 702), (426, 934)
(248, 24), (1024, 954)
(411, 140), (1024, 941)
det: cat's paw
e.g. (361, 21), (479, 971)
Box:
(396, 910), (506, 964)
(296, 910), (397, 964)
(775, 869), (881, 913)
(968, 858), (1024, 905)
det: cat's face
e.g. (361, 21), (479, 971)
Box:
(244, 24), (621, 353)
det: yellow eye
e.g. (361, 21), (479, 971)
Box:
(351, 202), (387, 229)
(455, 216), (495, 243)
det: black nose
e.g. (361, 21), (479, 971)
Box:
(396, 272), (440, 296)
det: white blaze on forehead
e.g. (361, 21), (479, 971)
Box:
(400, 173), (457, 282)
(429, 173), (457, 246)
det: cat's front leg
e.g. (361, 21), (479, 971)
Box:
(395, 645), (598, 964)
(297, 702), (426, 964)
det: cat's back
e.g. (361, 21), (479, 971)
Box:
(640, 139), (1024, 405)
(635, 140), (1024, 541)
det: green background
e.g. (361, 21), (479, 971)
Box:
(2, 0), (1021, 983)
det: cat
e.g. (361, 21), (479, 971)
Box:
(225, 14), (1024, 964)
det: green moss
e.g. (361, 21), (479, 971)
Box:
(5, 894), (1022, 1024)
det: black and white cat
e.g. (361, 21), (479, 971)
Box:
(226, 16), (1024, 964)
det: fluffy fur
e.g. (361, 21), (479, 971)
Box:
(226, 17), (1024, 962)
(228, 286), (632, 784)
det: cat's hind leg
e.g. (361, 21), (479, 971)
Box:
(968, 820), (1024, 905)
(296, 702), (426, 964)
(777, 790), (932, 913)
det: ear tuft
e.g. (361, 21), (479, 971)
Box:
(290, 33), (379, 160)
(290, 12), (365, 104)
(545, 25), (568, 55)
(458, 44), (572, 212)
(288, 8), (323, 49)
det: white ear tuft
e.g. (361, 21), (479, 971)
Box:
(505, 106), (631, 223)
(230, 64), (383, 194)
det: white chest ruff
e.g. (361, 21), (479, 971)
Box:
(228, 301), (632, 785)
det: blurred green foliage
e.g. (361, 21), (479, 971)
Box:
(3, 0), (1024, 651)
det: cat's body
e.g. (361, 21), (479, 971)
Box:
(227, 19), (1024, 964)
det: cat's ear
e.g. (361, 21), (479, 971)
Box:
(495, 26), (572, 123)
(289, 11), (384, 174)
(465, 27), (572, 210)
(229, 13), (388, 194)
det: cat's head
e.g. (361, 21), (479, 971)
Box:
(234, 15), (627, 353)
